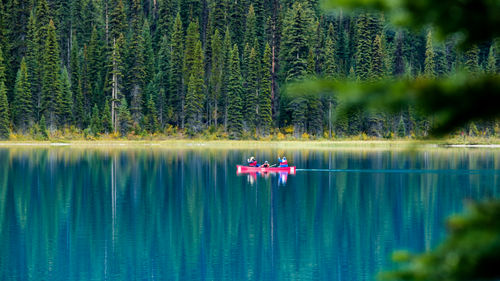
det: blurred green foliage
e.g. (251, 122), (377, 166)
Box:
(288, 74), (500, 136)
(321, 0), (500, 47)
(288, 0), (500, 136)
(379, 200), (500, 281)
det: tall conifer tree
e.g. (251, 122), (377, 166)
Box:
(258, 43), (272, 136)
(184, 41), (205, 133)
(0, 82), (8, 139)
(465, 45), (480, 74)
(371, 34), (385, 80)
(424, 30), (436, 78)
(41, 20), (62, 129)
(486, 44), (497, 74)
(209, 29), (223, 127)
(157, 35), (171, 127)
(117, 96), (132, 135)
(13, 58), (32, 131)
(244, 47), (259, 131)
(323, 35), (337, 77)
(144, 93), (159, 133)
(280, 2), (310, 81)
(170, 13), (184, 126)
(57, 68), (73, 127)
(356, 13), (373, 80)
(109, 0), (126, 41)
(227, 44), (243, 138)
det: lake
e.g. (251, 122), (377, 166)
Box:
(1, 145), (499, 280)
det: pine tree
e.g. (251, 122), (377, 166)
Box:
(336, 17), (349, 77)
(57, 0), (72, 67)
(5, 0), (29, 89)
(155, 0), (175, 47)
(142, 20), (155, 85)
(323, 35), (337, 77)
(307, 97), (323, 136)
(397, 115), (406, 137)
(89, 104), (101, 135)
(81, 0), (98, 44)
(222, 27), (232, 130)
(244, 47), (259, 131)
(356, 13), (373, 80)
(424, 30), (436, 78)
(435, 46), (447, 76)
(117, 97), (132, 136)
(313, 21), (325, 75)
(0, 82), (9, 139)
(227, 44), (243, 138)
(108, 0), (126, 41)
(183, 20), (201, 88)
(71, 0), (84, 44)
(57, 68), (73, 127)
(371, 34), (385, 80)
(335, 105), (349, 137)
(393, 32), (405, 76)
(102, 98), (113, 133)
(157, 35), (171, 127)
(73, 80), (85, 129)
(288, 97), (307, 137)
(184, 41), (205, 133)
(35, 0), (51, 47)
(228, 0), (246, 49)
(209, 29), (223, 127)
(486, 44), (497, 74)
(13, 58), (32, 132)
(464, 45), (480, 74)
(280, 2), (311, 81)
(170, 13), (184, 126)
(258, 43), (272, 136)
(0, 44), (5, 85)
(244, 5), (257, 50)
(39, 115), (48, 139)
(69, 36), (81, 103)
(41, 20), (62, 130)
(307, 48), (315, 75)
(143, 93), (159, 133)
(126, 19), (147, 124)
(108, 35), (124, 133)
(25, 10), (40, 119)
(208, 0), (226, 34)
(87, 26), (104, 108)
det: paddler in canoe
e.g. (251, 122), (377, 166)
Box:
(247, 156), (259, 167)
(278, 156), (288, 167)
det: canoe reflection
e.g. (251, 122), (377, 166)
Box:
(237, 170), (292, 185)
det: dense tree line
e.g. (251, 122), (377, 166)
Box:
(0, 0), (497, 139)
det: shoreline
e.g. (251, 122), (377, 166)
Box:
(1, 139), (500, 149)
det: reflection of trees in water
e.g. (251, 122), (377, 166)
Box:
(0, 148), (499, 279)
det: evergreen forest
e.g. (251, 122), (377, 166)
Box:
(0, 0), (498, 139)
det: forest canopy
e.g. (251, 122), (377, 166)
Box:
(0, 0), (498, 139)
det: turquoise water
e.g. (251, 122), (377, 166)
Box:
(1, 147), (499, 280)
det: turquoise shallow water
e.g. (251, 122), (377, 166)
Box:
(1, 147), (499, 280)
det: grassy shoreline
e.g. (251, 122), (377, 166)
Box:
(1, 138), (500, 149)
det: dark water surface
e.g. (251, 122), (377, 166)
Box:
(1, 146), (499, 280)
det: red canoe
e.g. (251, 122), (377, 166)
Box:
(236, 165), (296, 174)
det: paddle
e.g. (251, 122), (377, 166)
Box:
(269, 164), (277, 168)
